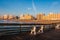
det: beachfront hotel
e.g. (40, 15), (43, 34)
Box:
(42, 13), (60, 20)
(36, 13), (45, 20)
(3, 14), (15, 20)
(0, 16), (3, 20)
(19, 14), (35, 20)
(0, 13), (60, 21)
(3, 15), (8, 20)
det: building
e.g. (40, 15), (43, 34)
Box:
(19, 14), (35, 20)
(3, 14), (15, 20)
(42, 13), (60, 20)
(3, 15), (8, 20)
(36, 13), (45, 20)
(8, 15), (14, 20)
(0, 16), (3, 20)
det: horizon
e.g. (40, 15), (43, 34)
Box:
(0, 0), (60, 16)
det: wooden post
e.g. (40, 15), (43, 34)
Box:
(30, 26), (36, 35)
(37, 25), (44, 34)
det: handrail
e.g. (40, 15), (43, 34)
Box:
(0, 23), (53, 26)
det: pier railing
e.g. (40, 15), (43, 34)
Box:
(0, 22), (60, 36)
(0, 23), (60, 35)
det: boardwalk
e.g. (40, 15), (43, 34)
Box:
(0, 29), (60, 40)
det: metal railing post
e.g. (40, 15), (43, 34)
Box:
(20, 25), (21, 33)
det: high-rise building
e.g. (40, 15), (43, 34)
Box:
(36, 13), (45, 20)
(3, 15), (8, 20)
(42, 13), (60, 20)
(19, 14), (35, 20)
(8, 15), (14, 20)
(0, 16), (3, 19)
(3, 14), (15, 20)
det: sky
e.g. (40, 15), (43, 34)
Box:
(0, 0), (60, 16)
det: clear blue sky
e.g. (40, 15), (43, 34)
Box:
(0, 0), (60, 16)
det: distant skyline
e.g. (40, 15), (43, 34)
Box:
(0, 0), (60, 16)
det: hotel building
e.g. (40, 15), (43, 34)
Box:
(42, 13), (60, 20)
(3, 14), (15, 20)
(36, 13), (45, 20)
(19, 14), (35, 20)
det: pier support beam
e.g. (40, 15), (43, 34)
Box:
(30, 26), (36, 35)
(55, 24), (60, 29)
(37, 25), (44, 34)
